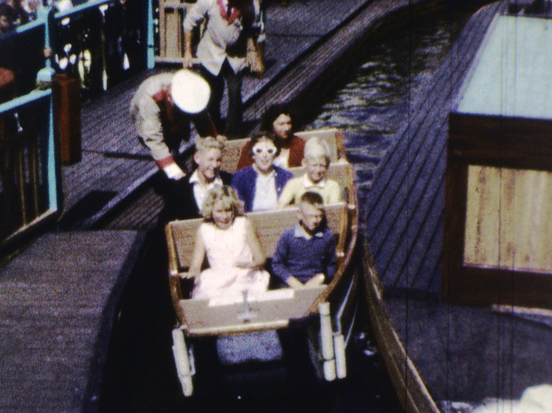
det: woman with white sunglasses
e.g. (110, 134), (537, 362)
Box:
(231, 131), (293, 212)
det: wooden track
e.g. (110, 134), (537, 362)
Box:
(361, 1), (552, 405)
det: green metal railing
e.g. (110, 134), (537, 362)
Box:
(0, 0), (151, 250)
(0, 90), (60, 248)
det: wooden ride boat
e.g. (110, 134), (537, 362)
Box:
(165, 129), (359, 396)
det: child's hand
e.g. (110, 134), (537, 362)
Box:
(286, 276), (304, 289)
(235, 261), (262, 270)
(305, 273), (325, 287)
(183, 52), (194, 69)
(181, 270), (199, 280)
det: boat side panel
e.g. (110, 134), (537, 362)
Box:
(362, 240), (440, 413)
(180, 286), (326, 336)
(168, 218), (203, 271)
(444, 112), (552, 308)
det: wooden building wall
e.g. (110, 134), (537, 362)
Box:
(443, 112), (552, 308)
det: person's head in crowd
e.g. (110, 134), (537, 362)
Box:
(194, 135), (227, 184)
(201, 185), (243, 230)
(303, 137), (331, 184)
(7, 0), (30, 25)
(54, 0), (73, 13)
(250, 131), (280, 175)
(261, 104), (294, 143)
(21, 0), (40, 21)
(298, 191), (326, 235)
(0, 3), (16, 35)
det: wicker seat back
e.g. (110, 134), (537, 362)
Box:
(287, 162), (354, 201)
(168, 203), (347, 273)
(220, 129), (344, 173)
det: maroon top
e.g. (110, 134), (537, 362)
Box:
(236, 135), (306, 170)
(0, 68), (15, 103)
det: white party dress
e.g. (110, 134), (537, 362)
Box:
(192, 217), (270, 299)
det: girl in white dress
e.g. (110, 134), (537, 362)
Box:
(185, 185), (270, 299)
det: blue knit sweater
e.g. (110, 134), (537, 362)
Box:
(271, 224), (336, 284)
(231, 165), (293, 212)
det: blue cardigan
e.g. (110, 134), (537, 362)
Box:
(231, 165), (293, 212)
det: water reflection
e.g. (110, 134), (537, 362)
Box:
(309, 11), (472, 200)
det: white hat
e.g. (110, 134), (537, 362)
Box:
(171, 69), (210, 114)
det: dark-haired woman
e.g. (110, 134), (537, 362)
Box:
(231, 131), (293, 212)
(236, 104), (305, 170)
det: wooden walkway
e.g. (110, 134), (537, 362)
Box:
(0, 231), (145, 412)
(367, 0), (552, 404)
(366, 1), (505, 299)
(59, 0), (441, 230)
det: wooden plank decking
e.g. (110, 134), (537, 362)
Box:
(0, 231), (145, 412)
(367, 0), (552, 404)
(365, 1), (506, 298)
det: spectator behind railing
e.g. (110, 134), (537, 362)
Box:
(2, 0), (37, 25)
(104, 0), (142, 88)
(3, 0), (147, 100)
(0, 3), (51, 133)
(0, 2), (17, 35)
(19, 0), (41, 22)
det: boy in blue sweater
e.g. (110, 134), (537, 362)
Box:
(272, 191), (336, 288)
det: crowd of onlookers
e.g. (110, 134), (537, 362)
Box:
(0, 0), (41, 35)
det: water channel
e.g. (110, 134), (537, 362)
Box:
(100, 4), (483, 412)
(304, 4), (479, 205)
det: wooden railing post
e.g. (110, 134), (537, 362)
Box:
(157, 0), (192, 64)
(52, 73), (82, 165)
